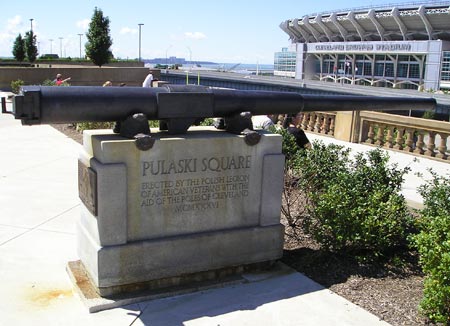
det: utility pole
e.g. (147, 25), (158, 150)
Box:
(138, 23), (144, 62)
(59, 37), (63, 58)
(78, 34), (83, 59)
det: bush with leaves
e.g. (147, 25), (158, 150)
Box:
(281, 137), (412, 256)
(11, 79), (24, 94)
(75, 122), (115, 132)
(274, 128), (310, 236)
(412, 172), (450, 324)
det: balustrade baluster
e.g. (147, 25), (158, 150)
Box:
(301, 113), (309, 130)
(375, 124), (384, 146)
(393, 127), (405, 150)
(435, 133), (448, 160)
(314, 114), (323, 133)
(413, 132), (425, 155)
(308, 113), (316, 131)
(365, 122), (375, 144)
(404, 129), (415, 152)
(425, 132), (436, 157)
(321, 114), (330, 134)
(385, 126), (395, 148)
(328, 116), (335, 136)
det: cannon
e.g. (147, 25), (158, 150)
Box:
(10, 84), (436, 146)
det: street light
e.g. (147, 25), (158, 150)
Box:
(29, 18), (33, 32)
(138, 23), (144, 62)
(187, 46), (192, 68)
(165, 45), (172, 66)
(78, 34), (83, 59)
(59, 37), (63, 58)
(49, 39), (53, 54)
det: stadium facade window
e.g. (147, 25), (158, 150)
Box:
(397, 63), (409, 78)
(274, 47), (297, 75)
(409, 64), (420, 79)
(441, 51), (450, 81)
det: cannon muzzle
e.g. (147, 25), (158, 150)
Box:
(12, 85), (436, 134)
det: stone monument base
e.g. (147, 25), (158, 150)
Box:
(67, 259), (280, 313)
(73, 128), (285, 311)
(77, 220), (283, 297)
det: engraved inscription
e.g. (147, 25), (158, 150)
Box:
(140, 155), (252, 213)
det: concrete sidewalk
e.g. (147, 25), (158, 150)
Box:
(2, 90), (446, 326)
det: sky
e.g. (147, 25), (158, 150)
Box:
(0, 0), (428, 64)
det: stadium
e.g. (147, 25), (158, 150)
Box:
(277, 1), (450, 91)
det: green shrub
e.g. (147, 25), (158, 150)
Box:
(11, 79), (24, 94)
(412, 172), (450, 324)
(274, 127), (305, 163)
(149, 120), (160, 128)
(75, 122), (115, 132)
(199, 118), (215, 127)
(422, 111), (435, 120)
(288, 140), (412, 256)
(42, 79), (55, 86)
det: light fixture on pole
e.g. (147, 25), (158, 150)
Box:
(59, 37), (63, 58)
(138, 23), (144, 62)
(78, 34), (83, 59)
(30, 18), (34, 32)
(165, 45), (172, 66)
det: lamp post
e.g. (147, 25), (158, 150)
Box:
(59, 37), (63, 58)
(165, 45), (172, 66)
(78, 34), (83, 59)
(29, 18), (33, 32)
(138, 23), (144, 62)
(49, 39), (53, 54)
(187, 46), (192, 69)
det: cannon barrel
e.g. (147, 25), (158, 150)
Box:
(13, 85), (436, 127)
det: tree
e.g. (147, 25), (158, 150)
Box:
(85, 7), (113, 67)
(12, 34), (26, 62)
(24, 31), (38, 63)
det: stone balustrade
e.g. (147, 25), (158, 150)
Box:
(298, 110), (450, 162)
(359, 111), (449, 161)
(297, 112), (336, 136)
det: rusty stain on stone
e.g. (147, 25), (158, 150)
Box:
(27, 287), (73, 307)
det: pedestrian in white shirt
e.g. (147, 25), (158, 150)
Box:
(142, 69), (154, 87)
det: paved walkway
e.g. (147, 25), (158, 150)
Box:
(1, 90), (448, 325)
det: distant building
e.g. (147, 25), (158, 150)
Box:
(274, 47), (297, 78)
(277, 1), (450, 91)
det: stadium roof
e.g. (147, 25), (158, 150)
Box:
(280, 1), (450, 43)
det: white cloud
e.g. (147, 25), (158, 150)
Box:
(76, 19), (90, 30)
(120, 27), (137, 35)
(184, 32), (206, 40)
(0, 15), (24, 53)
(7, 15), (23, 31)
